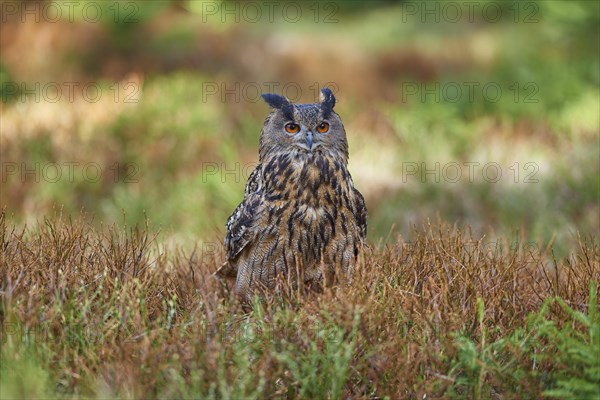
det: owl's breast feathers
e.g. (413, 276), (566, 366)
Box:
(217, 152), (367, 296)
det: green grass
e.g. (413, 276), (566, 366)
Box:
(1, 214), (598, 398)
(446, 286), (600, 399)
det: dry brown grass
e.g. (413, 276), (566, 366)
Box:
(1, 211), (598, 399)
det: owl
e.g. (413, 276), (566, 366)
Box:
(216, 88), (367, 306)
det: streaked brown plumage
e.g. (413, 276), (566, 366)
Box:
(216, 88), (367, 305)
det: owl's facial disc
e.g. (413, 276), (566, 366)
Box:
(286, 123), (321, 152)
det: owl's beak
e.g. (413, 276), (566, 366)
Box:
(295, 131), (318, 152)
(305, 131), (313, 149)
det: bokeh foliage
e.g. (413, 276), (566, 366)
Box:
(1, 0), (598, 254)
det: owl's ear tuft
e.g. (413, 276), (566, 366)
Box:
(319, 88), (336, 118)
(261, 93), (290, 110)
(261, 93), (294, 120)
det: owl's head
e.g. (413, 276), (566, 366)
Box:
(258, 88), (348, 163)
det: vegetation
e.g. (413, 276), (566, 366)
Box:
(1, 0), (598, 398)
(1, 1), (598, 253)
(1, 214), (598, 398)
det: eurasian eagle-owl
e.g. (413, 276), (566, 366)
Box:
(216, 88), (367, 305)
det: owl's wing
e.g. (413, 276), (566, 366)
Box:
(215, 165), (263, 278)
(352, 187), (368, 242)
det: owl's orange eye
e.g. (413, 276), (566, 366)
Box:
(284, 123), (300, 134)
(317, 121), (330, 133)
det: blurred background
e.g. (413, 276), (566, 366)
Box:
(1, 0), (598, 255)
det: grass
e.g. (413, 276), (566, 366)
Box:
(1, 212), (598, 398)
